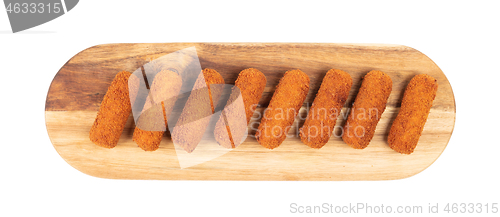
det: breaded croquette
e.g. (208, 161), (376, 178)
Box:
(172, 68), (225, 153)
(214, 68), (267, 148)
(300, 69), (352, 148)
(342, 70), (392, 149)
(89, 71), (133, 148)
(133, 70), (182, 151)
(388, 74), (438, 154)
(256, 69), (310, 149)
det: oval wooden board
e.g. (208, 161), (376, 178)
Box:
(45, 43), (455, 180)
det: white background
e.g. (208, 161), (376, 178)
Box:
(0, 1), (499, 216)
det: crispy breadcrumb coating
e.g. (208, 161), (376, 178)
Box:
(388, 74), (438, 154)
(256, 69), (310, 149)
(342, 70), (392, 149)
(89, 71), (133, 148)
(214, 68), (267, 149)
(300, 69), (352, 148)
(172, 68), (225, 153)
(132, 70), (182, 151)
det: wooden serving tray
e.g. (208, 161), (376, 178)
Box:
(45, 43), (455, 180)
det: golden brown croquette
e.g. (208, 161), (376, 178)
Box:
(172, 68), (225, 153)
(388, 74), (438, 154)
(342, 70), (392, 149)
(300, 69), (353, 149)
(214, 68), (267, 148)
(256, 69), (310, 149)
(89, 71), (133, 148)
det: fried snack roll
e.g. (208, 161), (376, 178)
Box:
(388, 74), (438, 154)
(342, 70), (392, 149)
(256, 69), (310, 149)
(132, 70), (182, 151)
(214, 68), (267, 148)
(299, 69), (353, 148)
(172, 68), (225, 153)
(89, 71), (133, 148)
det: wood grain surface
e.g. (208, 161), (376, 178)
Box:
(45, 43), (455, 180)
